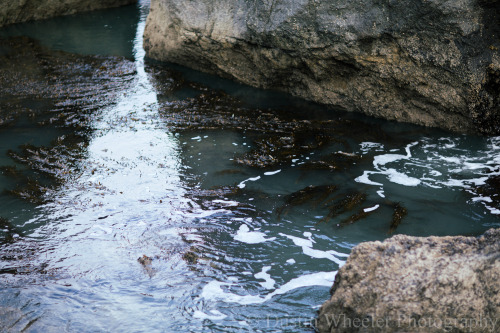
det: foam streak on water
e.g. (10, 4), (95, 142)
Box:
(356, 137), (500, 215)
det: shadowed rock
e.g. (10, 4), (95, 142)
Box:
(0, 0), (137, 27)
(144, 0), (500, 134)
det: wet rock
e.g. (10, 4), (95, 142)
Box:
(138, 255), (156, 277)
(0, 0), (137, 27)
(316, 228), (500, 333)
(144, 0), (500, 134)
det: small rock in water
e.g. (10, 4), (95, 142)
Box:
(138, 255), (156, 277)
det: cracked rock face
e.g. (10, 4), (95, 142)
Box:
(143, 0), (500, 134)
(0, 0), (137, 27)
(316, 228), (500, 333)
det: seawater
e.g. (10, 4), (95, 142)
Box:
(0, 1), (498, 332)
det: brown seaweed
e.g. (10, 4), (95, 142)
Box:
(0, 37), (135, 204)
(299, 151), (361, 171)
(389, 203), (408, 234)
(337, 208), (376, 228)
(277, 185), (337, 219)
(319, 192), (367, 225)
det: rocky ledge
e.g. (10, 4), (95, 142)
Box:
(0, 0), (137, 27)
(144, 0), (500, 134)
(316, 228), (500, 333)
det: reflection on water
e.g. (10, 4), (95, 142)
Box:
(0, 1), (499, 332)
(0, 4), (140, 58)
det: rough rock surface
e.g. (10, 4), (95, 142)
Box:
(143, 0), (500, 134)
(0, 0), (137, 27)
(316, 228), (500, 333)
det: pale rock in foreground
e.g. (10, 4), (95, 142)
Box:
(316, 228), (500, 333)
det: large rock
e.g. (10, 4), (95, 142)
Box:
(0, 0), (137, 27)
(143, 0), (500, 134)
(316, 228), (500, 333)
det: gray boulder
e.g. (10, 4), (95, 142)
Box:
(0, 0), (137, 27)
(143, 0), (500, 134)
(316, 228), (500, 333)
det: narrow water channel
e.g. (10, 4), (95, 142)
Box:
(0, 1), (499, 332)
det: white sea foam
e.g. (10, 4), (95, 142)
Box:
(279, 233), (347, 265)
(255, 266), (275, 289)
(234, 224), (276, 244)
(429, 170), (442, 176)
(386, 169), (421, 186)
(212, 200), (239, 207)
(193, 309), (227, 320)
(355, 171), (383, 186)
(364, 204), (380, 213)
(199, 271), (337, 305)
(440, 156), (461, 164)
(488, 207), (500, 215)
(360, 142), (384, 154)
(373, 154), (408, 167)
(472, 196), (493, 203)
(356, 136), (500, 215)
(185, 209), (231, 219)
(237, 176), (261, 189)
(264, 169), (281, 176)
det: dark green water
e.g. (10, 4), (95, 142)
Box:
(0, 1), (499, 332)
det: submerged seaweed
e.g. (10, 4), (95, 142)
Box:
(0, 37), (135, 203)
(389, 203), (408, 234)
(277, 185), (338, 219)
(321, 192), (367, 225)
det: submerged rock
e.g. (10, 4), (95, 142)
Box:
(144, 0), (500, 134)
(316, 228), (500, 333)
(0, 0), (137, 27)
